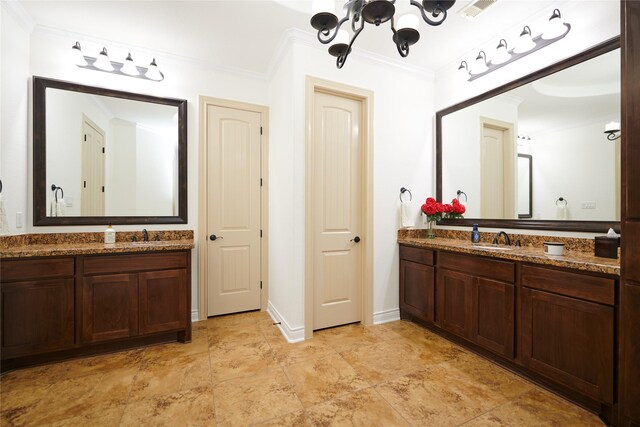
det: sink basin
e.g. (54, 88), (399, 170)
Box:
(472, 245), (513, 251)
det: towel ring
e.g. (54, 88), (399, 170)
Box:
(0, 179), (2, 194)
(51, 184), (64, 202)
(456, 190), (467, 203)
(556, 197), (567, 207)
(399, 187), (412, 202)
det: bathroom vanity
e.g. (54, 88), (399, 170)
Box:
(0, 232), (193, 371)
(398, 233), (619, 424)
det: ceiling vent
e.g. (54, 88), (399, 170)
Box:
(458, 0), (499, 20)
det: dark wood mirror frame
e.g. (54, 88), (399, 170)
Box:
(33, 76), (188, 226)
(436, 36), (620, 233)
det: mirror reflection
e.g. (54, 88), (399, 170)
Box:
(442, 48), (620, 222)
(45, 89), (179, 217)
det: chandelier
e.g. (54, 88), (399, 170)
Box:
(310, 0), (456, 68)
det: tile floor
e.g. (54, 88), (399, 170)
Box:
(1, 311), (604, 426)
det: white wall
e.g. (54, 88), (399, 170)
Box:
(267, 32), (435, 335)
(107, 118), (137, 215)
(1, 3), (31, 234)
(136, 125), (176, 216)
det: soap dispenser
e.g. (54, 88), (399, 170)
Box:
(104, 224), (116, 244)
(471, 224), (480, 243)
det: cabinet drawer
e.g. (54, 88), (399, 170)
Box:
(1, 258), (75, 282)
(521, 265), (615, 305)
(84, 251), (188, 275)
(399, 245), (434, 265)
(438, 252), (514, 284)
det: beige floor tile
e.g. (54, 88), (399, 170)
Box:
(0, 382), (51, 426)
(22, 367), (137, 425)
(284, 353), (370, 407)
(305, 387), (410, 427)
(130, 353), (211, 401)
(252, 410), (310, 427)
(267, 336), (335, 366)
(209, 339), (278, 383)
(340, 338), (442, 384)
(314, 323), (383, 352)
(214, 367), (303, 426)
(192, 320), (208, 331)
(42, 348), (144, 382)
(47, 405), (126, 427)
(363, 322), (406, 341)
(376, 362), (525, 427)
(208, 323), (266, 346)
(142, 331), (209, 363)
(0, 362), (67, 389)
(462, 388), (605, 426)
(260, 323), (287, 339)
(120, 386), (215, 427)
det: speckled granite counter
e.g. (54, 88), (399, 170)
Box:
(0, 231), (194, 259)
(398, 236), (620, 276)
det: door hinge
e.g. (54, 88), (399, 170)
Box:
(84, 135), (87, 142)
(260, 281), (263, 289)
(260, 178), (263, 187)
(260, 126), (263, 135)
(260, 229), (263, 238)
(83, 181), (86, 188)
(102, 186), (105, 193)
(102, 147), (105, 153)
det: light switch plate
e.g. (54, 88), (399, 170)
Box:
(16, 212), (24, 228)
(65, 196), (73, 207)
(581, 201), (596, 209)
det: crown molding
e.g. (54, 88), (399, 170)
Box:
(2, 0), (36, 33)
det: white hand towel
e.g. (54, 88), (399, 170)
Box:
(400, 201), (414, 229)
(56, 199), (66, 216)
(0, 194), (9, 235)
(50, 199), (57, 216)
(556, 205), (568, 220)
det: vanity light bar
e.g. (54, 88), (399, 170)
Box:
(458, 9), (571, 82)
(71, 42), (164, 82)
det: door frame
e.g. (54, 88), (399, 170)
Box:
(197, 96), (269, 320)
(304, 76), (374, 339)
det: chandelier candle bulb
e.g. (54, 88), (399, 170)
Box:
(605, 121), (620, 133)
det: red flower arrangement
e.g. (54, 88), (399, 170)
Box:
(421, 197), (466, 222)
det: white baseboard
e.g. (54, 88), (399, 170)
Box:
(373, 308), (400, 324)
(267, 301), (305, 343)
(191, 309), (199, 323)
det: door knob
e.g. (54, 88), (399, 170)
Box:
(209, 234), (223, 241)
(350, 236), (361, 243)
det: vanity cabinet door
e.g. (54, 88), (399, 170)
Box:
(1, 278), (75, 358)
(400, 260), (435, 323)
(436, 268), (473, 338)
(139, 269), (188, 335)
(471, 278), (515, 358)
(521, 287), (614, 404)
(82, 274), (138, 343)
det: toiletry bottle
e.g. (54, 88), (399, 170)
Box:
(104, 224), (116, 244)
(471, 224), (480, 243)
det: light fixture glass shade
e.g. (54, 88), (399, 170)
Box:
(491, 39), (511, 65)
(71, 41), (87, 66)
(145, 58), (163, 81)
(397, 13), (419, 31)
(605, 121), (620, 133)
(542, 9), (568, 40)
(470, 51), (488, 75)
(514, 26), (536, 54)
(457, 61), (469, 81)
(312, 0), (334, 16)
(94, 48), (114, 71)
(121, 53), (139, 76)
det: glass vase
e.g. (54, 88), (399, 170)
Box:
(426, 219), (436, 239)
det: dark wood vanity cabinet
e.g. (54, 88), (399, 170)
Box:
(520, 265), (615, 404)
(399, 246), (435, 323)
(1, 250), (191, 368)
(435, 252), (515, 358)
(1, 258), (76, 358)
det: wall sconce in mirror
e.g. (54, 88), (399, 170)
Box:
(604, 121), (621, 141)
(457, 9), (571, 82)
(71, 41), (164, 81)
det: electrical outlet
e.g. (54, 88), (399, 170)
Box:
(581, 201), (596, 209)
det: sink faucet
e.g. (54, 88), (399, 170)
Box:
(142, 229), (149, 242)
(493, 231), (511, 246)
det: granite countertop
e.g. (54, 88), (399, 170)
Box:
(398, 236), (620, 277)
(0, 231), (195, 259)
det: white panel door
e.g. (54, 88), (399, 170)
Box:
(312, 91), (363, 330)
(481, 126), (505, 218)
(207, 106), (262, 316)
(81, 119), (105, 216)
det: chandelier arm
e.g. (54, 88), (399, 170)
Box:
(390, 20), (410, 58)
(409, 0), (448, 26)
(337, 22), (365, 69)
(317, 16), (350, 44)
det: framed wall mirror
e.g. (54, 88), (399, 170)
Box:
(33, 77), (187, 225)
(436, 37), (620, 232)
